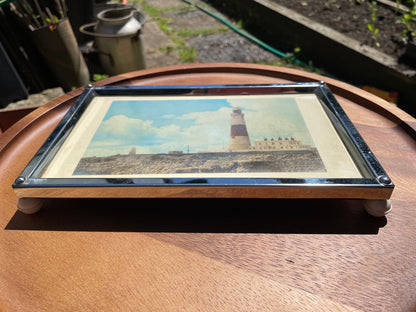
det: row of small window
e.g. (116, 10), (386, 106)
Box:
(257, 142), (297, 146)
(256, 146), (295, 150)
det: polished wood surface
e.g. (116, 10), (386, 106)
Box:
(1, 63), (415, 311)
(0, 106), (38, 133)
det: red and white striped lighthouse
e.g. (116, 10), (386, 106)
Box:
(229, 107), (251, 151)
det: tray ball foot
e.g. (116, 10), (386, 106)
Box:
(17, 198), (43, 214)
(364, 199), (392, 217)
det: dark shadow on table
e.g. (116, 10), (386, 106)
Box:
(5, 198), (386, 234)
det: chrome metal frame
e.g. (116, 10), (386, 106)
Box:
(13, 82), (394, 200)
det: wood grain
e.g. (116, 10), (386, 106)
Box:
(1, 63), (415, 312)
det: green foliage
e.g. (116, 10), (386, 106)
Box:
(352, 0), (415, 46)
(258, 47), (304, 69)
(324, 0), (337, 8)
(395, 0), (403, 13)
(290, 47), (302, 59)
(368, 1), (380, 47)
(177, 26), (228, 37)
(179, 47), (197, 63)
(396, 0), (416, 42)
(45, 15), (59, 24)
(138, 0), (173, 35)
(92, 73), (109, 82)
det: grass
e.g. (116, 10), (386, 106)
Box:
(177, 26), (229, 37)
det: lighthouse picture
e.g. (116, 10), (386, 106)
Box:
(73, 94), (327, 176)
(229, 107), (251, 151)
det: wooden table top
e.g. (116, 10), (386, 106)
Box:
(1, 63), (415, 312)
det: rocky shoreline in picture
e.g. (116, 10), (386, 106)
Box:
(73, 149), (326, 176)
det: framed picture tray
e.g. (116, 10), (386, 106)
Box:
(13, 82), (394, 216)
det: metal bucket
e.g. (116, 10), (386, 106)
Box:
(79, 6), (146, 76)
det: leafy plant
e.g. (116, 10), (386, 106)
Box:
(179, 46), (197, 62)
(368, 1), (380, 47)
(287, 47), (302, 61)
(396, 0), (416, 43)
(395, 0), (402, 13)
(92, 73), (109, 82)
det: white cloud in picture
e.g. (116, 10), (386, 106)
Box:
(83, 98), (232, 156)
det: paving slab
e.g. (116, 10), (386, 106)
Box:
(142, 20), (181, 68)
(146, 0), (185, 9)
(164, 8), (225, 30)
(4, 87), (64, 110)
(143, 21), (175, 51)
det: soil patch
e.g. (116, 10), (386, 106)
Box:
(271, 0), (414, 63)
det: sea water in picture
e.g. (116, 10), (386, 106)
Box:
(73, 95), (326, 176)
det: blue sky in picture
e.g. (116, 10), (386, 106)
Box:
(82, 96), (315, 157)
